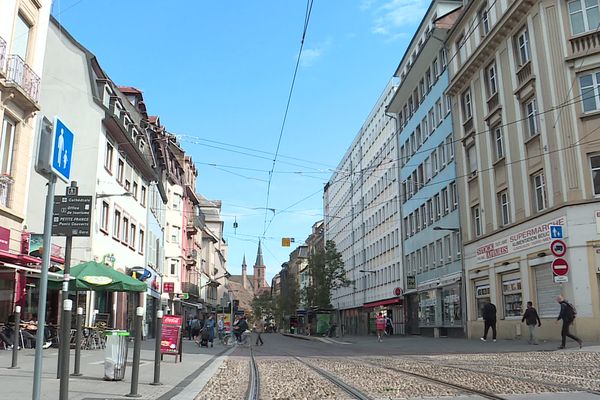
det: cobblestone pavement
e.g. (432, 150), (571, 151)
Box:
(195, 334), (600, 400)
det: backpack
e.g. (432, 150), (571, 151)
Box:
(192, 319), (201, 330)
(564, 302), (577, 321)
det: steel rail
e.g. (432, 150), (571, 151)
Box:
(246, 347), (260, 400)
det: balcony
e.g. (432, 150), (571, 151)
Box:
(0, 175), (13, 208)
(185, 249), (198, 267)
(4, 54), (41, 113)
(181, 282), (199, 297)
(569, 30), (600, 59)
(0, 37), (6, 79)
(516, 61), (532, 87)
(462, 117), (474, 134)
(487, 92), (499, 113)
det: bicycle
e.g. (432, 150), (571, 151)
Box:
(222, 329), (251, 347)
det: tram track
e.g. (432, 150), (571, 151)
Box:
(246, 346), (260, 400)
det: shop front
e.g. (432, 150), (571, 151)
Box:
(416, 275), (464, 337)
(363, 296), (404, 336)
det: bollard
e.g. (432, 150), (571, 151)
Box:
(9, 306), (21, 369)
(59, 299), (73, 400)
(72, 307), (83, 376)
(126, 307), (144, 398)
(150, 310), (163, 386)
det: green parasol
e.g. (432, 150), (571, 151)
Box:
(49, 260), (147, 292)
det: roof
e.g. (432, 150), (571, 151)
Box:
(118, 86), (142, 94)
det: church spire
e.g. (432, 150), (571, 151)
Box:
(255, 239), (264, 266)
(242, 254), (248, 289)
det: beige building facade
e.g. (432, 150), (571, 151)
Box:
(447, 0), (600, 340)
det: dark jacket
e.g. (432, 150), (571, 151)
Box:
(522, 307), (541, 326)
(482, 303), (497, 322)
(557, 301), (574, 322)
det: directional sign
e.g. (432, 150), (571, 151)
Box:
(51, 117), (75, 183)
(550, 239), (567, 257)
(52, 195), (92, 237)
(550, 225), (563, 239)
(551, 258), (569, 276)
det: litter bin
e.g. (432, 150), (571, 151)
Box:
(103, 330), (129, 381)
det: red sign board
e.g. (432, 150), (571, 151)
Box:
(552, 258), (569, 276)
(550, 239), (567, 257)
(163, 282), (174, 293)
(0, 226), (10, 252)
(160, 315), (182, 358)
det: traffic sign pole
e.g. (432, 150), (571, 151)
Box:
(32, 174), (57, 400)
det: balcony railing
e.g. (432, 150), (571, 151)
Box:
(487, 92), (499, 112)
(0, 175), (13, 208)
(516, 61), (532, 87)
(570, 30), (600, 57)
(0, 37), (6, 76)
(6, 54), (40, 102)
(181, 282), (199, 297)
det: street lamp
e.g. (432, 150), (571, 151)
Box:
(96, 192), (133, 199)
(433, 226), (460, 232)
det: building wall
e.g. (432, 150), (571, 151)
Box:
(447, 0), (600, 340)
(164, 180), (184, 296)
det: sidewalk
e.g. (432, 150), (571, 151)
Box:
(0, 338), (230, 400)
(282, 332), (600, 354)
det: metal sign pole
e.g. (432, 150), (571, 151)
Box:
(9, 306), (21, 368)
(59, 299), (72, 400)
(32, 174), (57, 400)
(151, 310), (163, 386)
(126, 307), (144, 397)
(72, 307), (83, 376)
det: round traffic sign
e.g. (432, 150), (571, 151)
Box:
(551, 258), (569, 276)
(550, 239), (567, 257)
(394, 287), (403, 296)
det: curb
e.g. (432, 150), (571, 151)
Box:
(281, 333), (325, 342)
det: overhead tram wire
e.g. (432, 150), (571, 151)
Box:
(262, 0), (315, 237)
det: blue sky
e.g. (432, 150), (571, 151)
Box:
(52, 0), (428, 281)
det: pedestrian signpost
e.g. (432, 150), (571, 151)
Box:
(548, 225), (569, 283)
(50, 117), (75, 183)
(52, 194), (92, 236)
(550, 225), (563, 239)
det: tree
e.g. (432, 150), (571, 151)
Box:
(303, 240), (351, 309)
(251, 291), (273, 320)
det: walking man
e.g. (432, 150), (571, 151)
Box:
(375, 312), (386, 342)
(521, 301), (541, 344)
(254, 321), (264, 346)
(217, 316), (225, 343)
(480, 302), (497, 342)
(556, 295), (582, 349)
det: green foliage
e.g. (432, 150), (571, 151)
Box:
(251, 291), (273, 320)
(302, 240), (351, 309)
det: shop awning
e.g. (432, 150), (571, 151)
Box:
(363, 297), (403, 309)
(0, 261), (64, 278)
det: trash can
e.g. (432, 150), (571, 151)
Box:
(103, 330), (129, 381)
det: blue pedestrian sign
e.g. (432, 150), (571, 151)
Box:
(51, 117), (74, 183)
(550, 225), (563, 239)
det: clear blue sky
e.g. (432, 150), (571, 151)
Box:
(52, 0), (428, 281)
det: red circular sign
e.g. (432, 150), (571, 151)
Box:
(551, 258), (569, 276)
(550, 239), (567, 257)
(394, 287), (402, 296)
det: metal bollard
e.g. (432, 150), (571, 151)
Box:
(59, 299), (73, 400)
(150, 310), (163, 386)
(9, 306), (21, 369)
(72, 307), (83, 376)
(126, 307), (144, 398)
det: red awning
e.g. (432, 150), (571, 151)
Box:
(363, 297), (403, 309)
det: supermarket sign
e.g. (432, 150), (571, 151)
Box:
(476, 216), (566, 263)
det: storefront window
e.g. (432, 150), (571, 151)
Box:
(418, 290), (437, 326)
(0, 271), (14, 322)
(502, 275), (522, 317)
(442, 285), (461, 325)
(475, 282), (490, 319)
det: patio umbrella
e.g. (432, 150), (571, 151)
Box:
(49, 260), (146, 292)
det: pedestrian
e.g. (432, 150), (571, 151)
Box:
(385, 315), (393, 336)
(556, 295), (582, 349)
(191, 315), (201, 344)
(254, 321), (264, 346)
(375, 312), (386, 342)
(480, 302), (497, 342)
(306, 322), (311, 336)
(217, 316), (225, 343)
(521, 301), (541, 344)
(186, 315), (193, 340)
(205, 315), (215, 347)
(232, 315), (242, 342)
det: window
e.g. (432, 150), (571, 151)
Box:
(416, 126), (422, 147)
(493, 125), (505, 160)
(437, 239), (444, 265)
(502, 275), (522, 317)
(434, 194), (441, 220)
(475, 282), (491, 319)
(130, 222), (136, 249)
(453, 231), (462, 259)
(427, 199), (434, 224)
(568, 0), (600, 35)
(499, 190), (510, 226)
(523, 97), (539, 137)
(428, 109), (435, 132)
(132, 182), (138, 200)
(461, 90), (472, 121)
(472, 205), (482, 237)
(446, 136), (454, 160)
(533, 171), (547, 211)
(113, 209), (121, 238)
(479, 4), (491, 35)
(100, 201), (109, 232)
(423, 246), (429, 270)
(12, 14), (31, 60)
(467, 144), (478, 177)
(428, 243), (436, 267)
(486, 62), (498, 97)
(442, 188), (449, 215)
(0, 117), (16, 176)
(141, 185), (147, 207)
(117, 159), (125, 183)
(515, 27), (531, 66)
(171, 225), (180, 243)
(590, 155), (600, 195)
(138, 228), (145, 254)
(432, 149), (439, 175)
(425, 68), (432, 90)
(436, 100), (443, 125)
(122, 216), (130, 243)
(450, 182), (458, 210)
(445, 95), (452, 115)
(172, 193), (181, 210)
(104, 142), (114, 172)
(170, 261), (177, 276)
(432, 57), (439, 79)
(422, 117), (428, 139)
(444, 235), (452, 262)
(419, 78), (425, 100)
(440, 48), (447, 69)
(439, 142), (446, 167)
(579, 70), (600, 112)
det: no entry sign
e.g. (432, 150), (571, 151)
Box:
(550, 239), (567, 257)
(552, 258), (569, 276)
